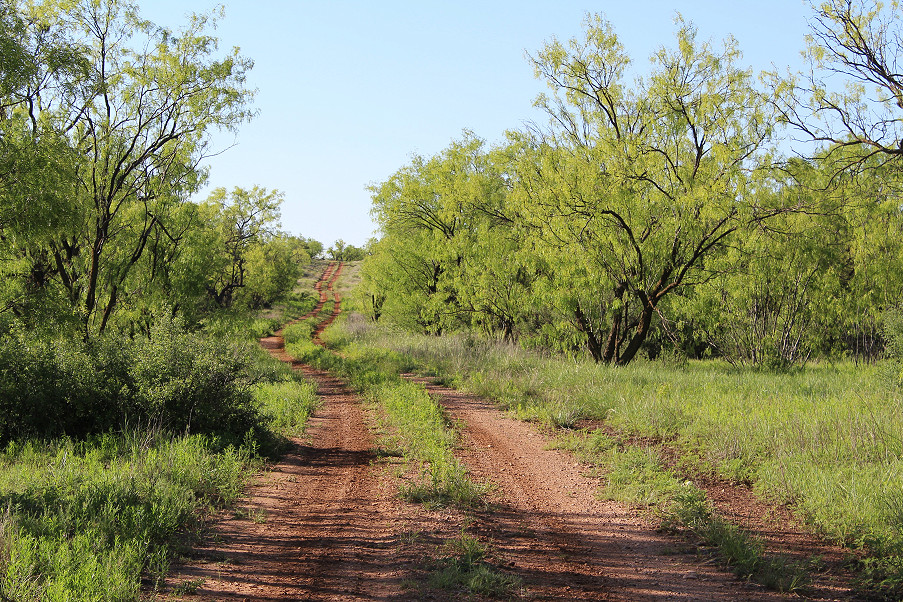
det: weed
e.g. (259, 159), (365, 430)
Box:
(172, 577), (206, 595)
(428, 531), (522, 598)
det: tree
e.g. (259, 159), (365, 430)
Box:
(768, 0), (903, 362)
(327, 239), (366, 261)
(2, 0), (254, 335)
(182, 186), (285, 309)
(514, 14), (774, 364)
(366, 133), (520, 335)
(0, 1), (88, 328)
(774, 0), (903, 173)
(300, 237), (324, 260)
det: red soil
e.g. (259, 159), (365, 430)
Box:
(157, 262), (862, 601)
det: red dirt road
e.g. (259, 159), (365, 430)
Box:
(405, 376), (811, 601)
(161, 263), (446, 600)
(160, 262), (859, 601)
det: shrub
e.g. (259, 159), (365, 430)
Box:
(0, 316), (268, 445)
(0, 333), (123, 441)
(883, 307), (903, 391)
(128, 316), (261, 441)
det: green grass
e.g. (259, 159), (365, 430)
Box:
(254, 378), (320, 439)
(284, 318), (489, 508)
(0, 364), (320, 601)
(0, 433), (258, 601)
(326, 316), (903, 597)
(377, 382), (489, 508)
(428, 530), (522, 598)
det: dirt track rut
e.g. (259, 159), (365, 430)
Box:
(406, 376), (799, 601)
(160, 261), (856, 601)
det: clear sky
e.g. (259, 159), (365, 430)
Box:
(141, 1), (813, 247)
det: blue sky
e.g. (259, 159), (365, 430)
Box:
(142, 1), (813, 247)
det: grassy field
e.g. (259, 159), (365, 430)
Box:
(321, 314), (903, 596)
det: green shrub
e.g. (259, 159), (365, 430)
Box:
(128, 316), (261, 442)
(0, 333), (124, 441)
(0, 315), (270, 446)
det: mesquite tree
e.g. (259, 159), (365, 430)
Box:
(513, 15), (775, 364)
(773, 0), (903, 172)
(0, 0), (254, 335)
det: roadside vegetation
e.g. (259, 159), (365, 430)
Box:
(0, 1), (327, 597)
(323, 315), (903, 597)
(0, 306), (321, 599)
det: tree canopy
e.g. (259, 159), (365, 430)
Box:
(0, 0), (273, 335)
(362, 6), (903, 367)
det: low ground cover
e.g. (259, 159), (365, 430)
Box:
(0, 300), (320, 600)
(323, 316), (903, 597)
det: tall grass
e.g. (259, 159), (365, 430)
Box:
(254, 378), (320, 439)
(326, 317), (903, 595)
(0, 433), (257, 601)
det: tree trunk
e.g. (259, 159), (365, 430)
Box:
(574, 304), (604, 362)
(616, 301), (655, 365)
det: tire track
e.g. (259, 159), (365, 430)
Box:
(160, 261), (433, 601)
(406, 376), (801, 601)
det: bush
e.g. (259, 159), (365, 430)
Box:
(128, 316), (261, 440)
(0, 333), (123, 441)
(884, 307), (903, 391)
(0, 316), (267, 445)
(0, 432), (259, 599)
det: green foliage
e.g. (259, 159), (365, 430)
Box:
(773, 0), (903, 173)
(515, 15), (776, 365)
(0, 314), (275, 446)
(883, 307), (903, 391)
(365, 132), (528, 337)
(0, 297), (320, 600)
(0, 432), (259, 600)
(360, 6), (903, 367)
(0, 0), (256, 335)
(128, 316), (262, 441)
(339, 319), (903, 593)
(0, 331), (125, 441)
(327, 239), (366, 261)
(173, 186), (307, 315)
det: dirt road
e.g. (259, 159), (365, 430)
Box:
(160, 262), (857, 601)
